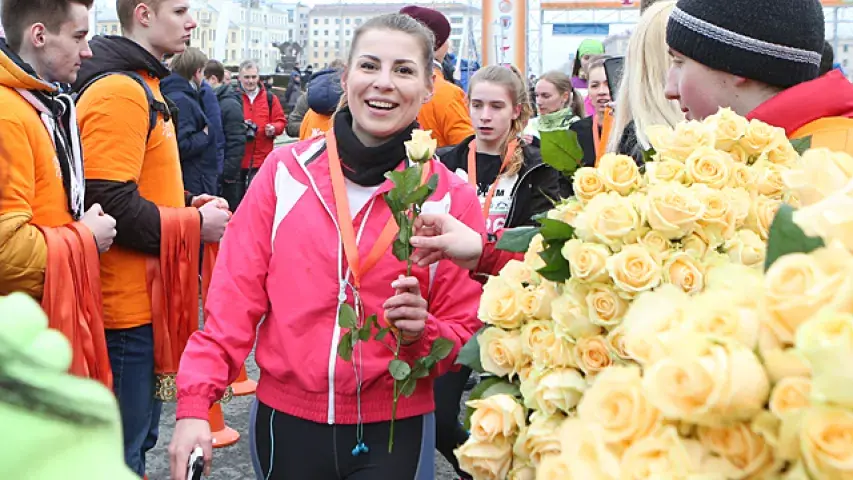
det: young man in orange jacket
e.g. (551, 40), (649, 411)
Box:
(72, 0), (230, 474)
(401, 5), (474, 148)
(0, 0), (116, 385)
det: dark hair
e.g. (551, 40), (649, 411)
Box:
(1, 0), (94, 52)
(820, 41), (834, 76)
(116, 0), (165, 31)
(204, 59), (225, 81)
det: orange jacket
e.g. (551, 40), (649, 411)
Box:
(417, 66), (474, 148)
(299, 109), (333, 140)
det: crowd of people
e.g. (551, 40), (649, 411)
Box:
(2, 0), (853, 479)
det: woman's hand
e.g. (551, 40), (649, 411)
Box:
(409, 213), (484, 271)
(383, 276), (428, 344)
(169, 418), (213, 480)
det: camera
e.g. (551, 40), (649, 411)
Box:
(245, 120), (259, 141)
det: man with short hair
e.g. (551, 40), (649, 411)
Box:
(401, 5), (474, 148)
(205, 59), (246, 209)
(665, 0), (853, 152)
(237, 59), (286, 198)
(0, 0), (117, 385)
(72, 0), (230, 474)
(162, 47), (219, 194)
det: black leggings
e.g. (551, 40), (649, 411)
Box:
(434, 367), (472, 477)
(250, 401), (435, 480)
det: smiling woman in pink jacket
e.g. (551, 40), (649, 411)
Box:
(168, 13), (485, 480)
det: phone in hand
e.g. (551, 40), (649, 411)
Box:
(604, 56), (625, 100)
(187, 446), (204, 480)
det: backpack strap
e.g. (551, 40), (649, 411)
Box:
(74, 71), (171, 143)
(267, 89), (274, 116)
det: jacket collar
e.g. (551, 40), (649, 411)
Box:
(747, 70), (853, 136)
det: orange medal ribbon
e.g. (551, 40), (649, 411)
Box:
(326, 129), (430, 288)
(467, 138), (518, 219)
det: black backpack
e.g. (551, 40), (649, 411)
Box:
(73, 71), (177, 142)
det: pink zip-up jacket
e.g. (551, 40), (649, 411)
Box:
(176, 137), (486, 424)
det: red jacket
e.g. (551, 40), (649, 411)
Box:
(176, 137), (485, 424)
(241, 85), (286, 170)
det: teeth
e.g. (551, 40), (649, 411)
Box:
(368, 100), (394, 109)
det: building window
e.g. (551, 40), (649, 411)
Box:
(355, 18), (363, 25)
(335, 18), (340, 24)
(450, 16), (463, 24)
(346, 18), (351, 24)
(345, 29), (351, 36)
(845, 45), (850, 53)
(324, 40), (329, 47)
(231, 32), (237, 43)
(451, 27), (462, 35)
(324, 51), (329, 58)
(313, 18), (318, 24)
(325, 18), (329, 24)
(314, 40), (318, 47)
(313, 29), (318, 36)
(324, 30), (329, 36)
(335, 41), (340, 48)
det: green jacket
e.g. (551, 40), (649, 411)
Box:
(0, 293), (137, 479)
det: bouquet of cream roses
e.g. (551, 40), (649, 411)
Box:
(454, 109), (814, 480)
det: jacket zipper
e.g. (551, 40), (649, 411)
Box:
(505, 163), (548, 227)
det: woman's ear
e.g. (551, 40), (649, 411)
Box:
(424, 71), (437, 104)
(512, 104), (522, 120)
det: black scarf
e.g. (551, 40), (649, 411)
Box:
(332, 108), (416, 186)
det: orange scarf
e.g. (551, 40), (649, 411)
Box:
(39, 223), (112, 388)
(147, 207), (201, 399)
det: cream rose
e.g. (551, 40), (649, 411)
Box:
(520, 283), (558, 321)
(661, 120), (716, 163)
(621, 426), (739, 479)
(792, 182), (853, 252)
(621, 285), (690, 365)
(646, 159), (687, 185)
(550, 290), (602, 341)
(767, 140), (800, 167)
(573, 167), (607, 203)
(637, 230), (673, 261)
(507, 464), (535, 480)
(573, 335), (613, 376)
(644, 183), (705, 240)
(585, 283), (629, 329)
(606, 244), (662, 296)
(500, 260), (537, 288)
(522, 321), (576, 369)
(523, 233), (546, 270)
(759, 325), (812, 383)
(479, 276), (526, 329)
(753, 159), (788, 199)
(517, 412), (564, 466)
(769, 377), (812, 417)
(705, 107), (749, 151)
(606, 325), (631, 360)
(740, 119), (785, 157)
(692, 185), (737, 240)
(685, 146), (734, 189)
(574, 192), (643, 249)
(800, 406), (853, 479)
(405, 129), (438, 163)
(598, 153), (641, 195)
(643, 335), (770, 425)
(681, 230), (710, 258)
(455, 436), (513, 480)
(547, 198), (584, 226)
(558, 418), (622, 478)
(746, 195), (782, 240)
(724, 229), (766, 269)
(662, 252), (706, 294)
(561, 239), (611, 283)
(468, 394), (526, 442)
(795, 310), (853, 408)
(533, 454), (571, 479)
(646, 125), (676, 156)
(521, 366), (586, 415)
(479, 327), (527, 379)
(689, 290), (761, 348)
(577, 366), (663, 449)
(697, 422), (782, 478)
(783, 148), (853, 206)
(729, 160), (755, 189)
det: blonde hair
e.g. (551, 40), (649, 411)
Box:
(468, 65), (533, 176)
(171, 47), (208, 81)
(607, 1), (684, 154)
(536, 70), (584, 118)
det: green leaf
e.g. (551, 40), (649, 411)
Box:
(389, 359), (412, 381)
(375, 327), (391, 341)
(403, 184), (432, 206)
(337, 332), (354, 362)
(642, 146), (657, 165)
(426, 173), (439, 192)
(539, 128), (584, 177)
(410, 360), (430, 380)
(495, 227), (540, 253)
(538, 218), (574, 241)
(537, 242), (572, 282)
(428, 337), (455, 363)
(463, 377), (522, 429)
(790, 136), (812, 156)
(392, 238), (410, 262)
(764, 204), (825, 271)
(358, 325), (372, 341)
(384, 194), (405, 216)
(337, 304), (358, 329)
(399, 376), (418, 397)
(455, 328), (484, 373)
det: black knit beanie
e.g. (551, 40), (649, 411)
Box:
(666, 0), (825, 88)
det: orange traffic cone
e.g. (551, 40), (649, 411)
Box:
(230, 364), (257, 396)
(208, 402), (240, 448)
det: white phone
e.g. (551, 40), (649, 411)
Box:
(187, 446), (204, 480)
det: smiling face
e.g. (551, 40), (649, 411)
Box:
(587, 65), (611, 117)
(239, 66), (259, 92)
(40, 2), (92, 84)
(342, 28), (434, 147)
(145, 0), (196, 57)
(664, 48), (735, 121)
(535, 79), (568, 115)
(470, 81), (520, 148)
